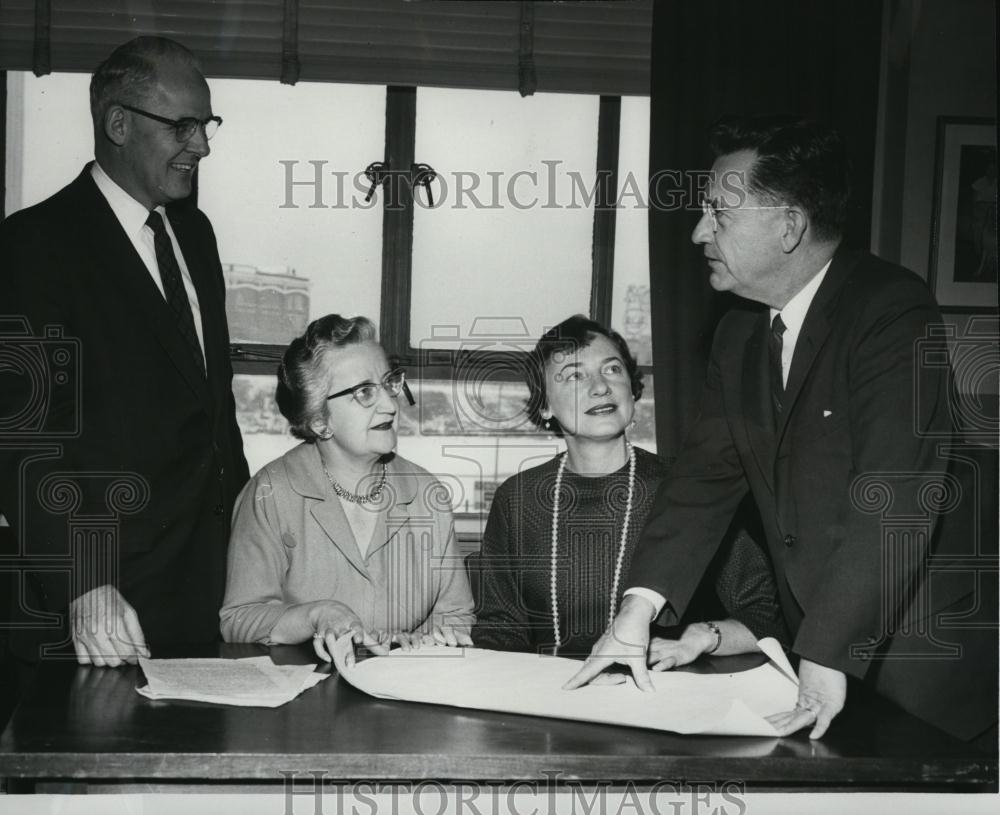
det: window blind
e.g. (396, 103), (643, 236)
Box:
(0, 0), (651, 95)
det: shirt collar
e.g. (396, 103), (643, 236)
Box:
(770, 259), (832, 335)
(90, 160), (165, 237)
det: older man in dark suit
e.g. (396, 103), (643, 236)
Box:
(567, 117), (997, 745)
(0, 37), (248, 666)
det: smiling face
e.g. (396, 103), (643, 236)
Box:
(112, 60), (213, 210)
(542, 334), (635, 442)
(313, 342), (398, 464)
(692, 149), (791, 307)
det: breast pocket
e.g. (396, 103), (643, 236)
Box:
(792, 407), (849, 446)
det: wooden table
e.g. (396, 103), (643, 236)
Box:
(0, 644), (995, 793)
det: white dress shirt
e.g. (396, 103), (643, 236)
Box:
(90, 162), (206, 361)
(625, 259), (832, 620)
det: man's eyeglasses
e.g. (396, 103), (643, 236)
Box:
(326, 368), (415, 408)
(121, 104), (222, 142)
(699, 194), (789, 233)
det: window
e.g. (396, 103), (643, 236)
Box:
(6, 72), (655, 518)
(409, 87), (599, 348)
(198, 78), (386, 348)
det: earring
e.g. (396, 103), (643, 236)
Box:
(543, 419), (551, 430)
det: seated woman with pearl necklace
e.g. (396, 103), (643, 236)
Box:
(472, 315), (787, 666)
(221, 315), (474, 664)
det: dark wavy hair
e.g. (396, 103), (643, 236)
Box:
(90, 36), (201, 129)
(709, 115), (851, 242)
(276, 314), (378, 441)
(524, 314), (643, 437)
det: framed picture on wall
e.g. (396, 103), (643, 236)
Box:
(928, 117), (998, 312)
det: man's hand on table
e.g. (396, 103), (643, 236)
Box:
(766, 658), (846, 739)
(69, 584), (149, 667)
(563, 594), (655, 691)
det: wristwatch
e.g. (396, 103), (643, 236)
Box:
(703, 621), (722, 655)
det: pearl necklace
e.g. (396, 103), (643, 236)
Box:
(549, 440), (636, 654)
(322, 461), (388, 505)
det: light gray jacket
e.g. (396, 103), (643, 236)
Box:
(221, 443), (474, 643)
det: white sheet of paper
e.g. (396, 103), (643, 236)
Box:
(136, 656), (328, 708)
(334, 637), (798, 736)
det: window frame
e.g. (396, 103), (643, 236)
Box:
(231, 87), (640, 382)
(0, 72), (649, 382)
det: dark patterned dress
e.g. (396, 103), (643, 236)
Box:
(471, 447), (788, 656)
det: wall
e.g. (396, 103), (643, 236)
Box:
(879, 0), (996, 279)
(873, 0), (998, 425)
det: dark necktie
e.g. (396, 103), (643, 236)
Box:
(768, 314), (786, 420)
(146, 211), (206, 378)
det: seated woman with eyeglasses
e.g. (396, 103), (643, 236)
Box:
(221, 315), (474, 662)
(472, 314), (787, 665)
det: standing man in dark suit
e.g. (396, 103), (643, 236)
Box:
(0, 37), (249, 666)
(567, 117), (997, 744)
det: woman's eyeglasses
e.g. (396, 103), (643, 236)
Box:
(326, 368), (414, 408)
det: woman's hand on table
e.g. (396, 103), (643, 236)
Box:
(388, 625), (473, 651)
(647, 627), (714, 671)
(429, 624), (473, 648)
(308, 601), (388, 665)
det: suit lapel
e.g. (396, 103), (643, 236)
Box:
(292, 448), (415, 578)
(366, 496), (413, 561)
(775, 247), (856, 446)
(309, 496), (371, 579)
(741, 311), (777, 495)
(71, 169), (212, 411)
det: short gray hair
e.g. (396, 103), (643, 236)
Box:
(89, 36), (201, 127)
(276, 315), (379, 441)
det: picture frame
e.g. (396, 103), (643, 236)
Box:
(928, 117), (998, 312)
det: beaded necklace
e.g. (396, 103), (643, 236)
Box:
(549, 440), (636, 654)
(322, 461), (388, 505)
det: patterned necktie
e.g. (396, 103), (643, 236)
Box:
(768, 314), (786, 420)
(146, 211), (206, 378)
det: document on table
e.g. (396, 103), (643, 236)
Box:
(136, 656), (329, 707)
(334, 637), (798, 737)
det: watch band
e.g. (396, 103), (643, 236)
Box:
(703, 621), (722, 655)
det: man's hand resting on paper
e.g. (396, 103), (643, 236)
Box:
(766, 658), (846, 739)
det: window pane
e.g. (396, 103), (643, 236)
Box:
(410, 88), (599, 349)
(611, 96), (652, 366)
(397, 376), (657, 516)
(7, 73), (385, 348)
(199, 80), (385, 346)
(4, 72), (93, 214)
(232, 371), (657, 511)
(233, 373), (298, 475)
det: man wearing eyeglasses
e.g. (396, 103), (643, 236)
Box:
(567, 116), (996, 747)
(0, 37), (249, 669)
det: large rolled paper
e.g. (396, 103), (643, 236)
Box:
(333, 637), (798, 737)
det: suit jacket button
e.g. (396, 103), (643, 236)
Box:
(214, 503), (225, 515)
(783, 534), (796, 547)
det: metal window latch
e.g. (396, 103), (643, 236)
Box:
(411, 163), (438, 207)
(364, 161), (389, 202)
